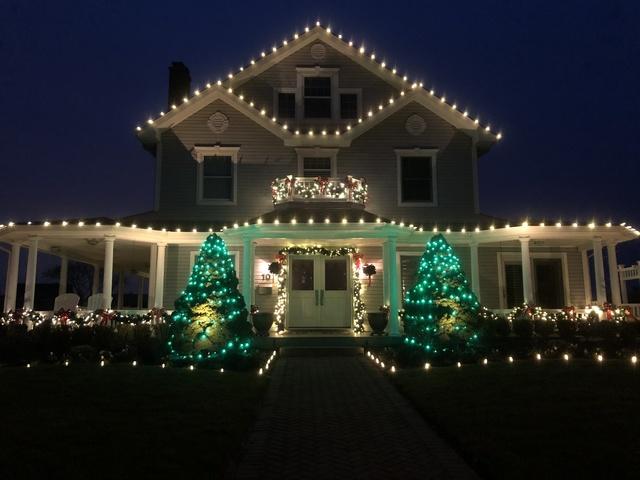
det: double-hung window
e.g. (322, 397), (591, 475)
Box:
(193, 146), (239, 204)
(303, 77), (332, 118)
(395, 149), (438, 206)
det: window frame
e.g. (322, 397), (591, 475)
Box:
(274, 88), (297, 119)
(338, 88), (362, 120)
(192, 146), (239, 205)
(295, 148), (339, 177)
(497, 252), (571, 309)
(395, 148), (438, 207)
(296, 67), (340, 122)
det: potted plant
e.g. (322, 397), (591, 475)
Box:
(368, 305), (389, 335)
(251, 305), (274, 336)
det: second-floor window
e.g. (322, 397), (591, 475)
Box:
(277, 92), (296, 118)
(396, 149), (438, 206)
(303, 157), (332, 177)
(304, 77), (331, 118)
(202, 155), (233, 200)
(340, 94), (358, 119)
(193, 146), (239, 205)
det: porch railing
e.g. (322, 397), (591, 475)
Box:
(271, 175), (368, 206)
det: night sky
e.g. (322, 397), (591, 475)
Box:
(1, 0), (639, 274)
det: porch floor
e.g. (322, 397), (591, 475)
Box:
(232, 354), (477, 479)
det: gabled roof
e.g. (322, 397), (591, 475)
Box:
(136, 23), (501, 148)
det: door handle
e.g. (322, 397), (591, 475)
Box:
(320, 289), (324, 306)
(315, 289), (319, 306)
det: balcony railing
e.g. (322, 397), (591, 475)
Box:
(271, 175), (368, 206)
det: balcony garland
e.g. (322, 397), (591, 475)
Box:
(272, 246), (366, 334)
(271, 175), (368, 204)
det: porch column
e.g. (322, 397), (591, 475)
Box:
(606, 243), (622, 305)
(241, 237), (255, 308)
(117, 271), (125, 309)
(102, 236), (115, 309)
(581, 249), (592, 305)
(4, 243), (21, 312)
(137, 275), (144, 309)
(384, 238), (400, 336)
(153, 243), (167, 308)
(148, 244), (157, 308)
(23, 236), (40, 310)
(619, 266), (628, 304)
(519, 237), (534, 304)
(592, 237), (606, 304)
(92, 265), (100, 295)
(58, 256), (68, 296)
(469, 242), (481, 302)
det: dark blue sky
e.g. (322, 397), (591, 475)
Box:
(1, 0), (639, 262)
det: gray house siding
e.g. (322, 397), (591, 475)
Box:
(158, 100), (296, 223)
(342, 102), (476, 224)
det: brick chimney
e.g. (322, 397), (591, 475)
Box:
(168, 62), (191, 109)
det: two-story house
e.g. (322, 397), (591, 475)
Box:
(2, 23), (639, 334)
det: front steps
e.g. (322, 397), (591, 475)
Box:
(253, 333), (402, 350)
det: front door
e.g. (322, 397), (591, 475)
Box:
(288, 255), (351, 328)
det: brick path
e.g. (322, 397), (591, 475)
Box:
(231, 354), (478, 479)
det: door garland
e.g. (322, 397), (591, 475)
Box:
(272, 246), (366, 333)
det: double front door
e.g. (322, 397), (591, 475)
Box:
(288, 255), (351, 328)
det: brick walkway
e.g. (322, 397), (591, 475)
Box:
(231, 354), (478, 479)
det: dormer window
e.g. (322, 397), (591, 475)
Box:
(277, 91), (296, 118)
(340, 93), (358, 119)
(304, 77), (332, 118)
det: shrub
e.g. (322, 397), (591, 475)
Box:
(556, 319), (577, 340)
(534, 319), (555, 338)
(512, 317), (534, 339)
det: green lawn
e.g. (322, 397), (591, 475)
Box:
(0, 365), (268, 479)
(393, 360), (640, 480)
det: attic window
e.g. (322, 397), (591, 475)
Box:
(304, 77), (331, 118)
(340, 94), (358, 119)
(277, 92), (296, 118)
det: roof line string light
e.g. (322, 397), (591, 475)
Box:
(135, 22), (502, 140)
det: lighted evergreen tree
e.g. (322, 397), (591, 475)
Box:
(168, 234), (252, 363)
(402, 234), (481, 356)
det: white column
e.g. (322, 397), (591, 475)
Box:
(469, 242), (481, 302)
(135, 276), (142, 308)
(23, 237), (39, 310)
(592, 237), (606, 305)
(117, 271), (125, 309)
(519, 237), (534, 304)
(384, 238), (400, 336)
(581, 249), (592, 305)
(92, 265), (100, 296)
(606, 243), (621, 305)
(153, 243), (167, 308)
(619, 265), (628, 304)
(102, 236), (115, 309)
(4, 243), (21, 312)
(148, 244), (157, 308)
(58, 256), (68, 296)
(241, 237), (255, 308)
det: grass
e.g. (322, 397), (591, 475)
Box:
(392, 360), (640, 480)
(0, 364), (268, 479)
